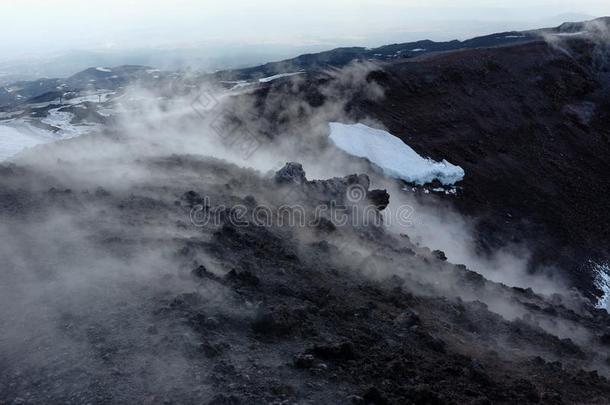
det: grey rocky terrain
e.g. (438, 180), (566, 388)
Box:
(1, 17), (610, 405)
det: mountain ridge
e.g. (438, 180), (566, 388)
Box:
(3, 16), (608, 109)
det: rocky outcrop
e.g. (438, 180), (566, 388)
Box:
(274, 162), (307, 185)
(275, 162), (389, 211)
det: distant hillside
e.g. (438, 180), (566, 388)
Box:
(214, 16), (610, 81)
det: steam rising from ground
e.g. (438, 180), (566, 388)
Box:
(2, 58), (608, 401)
(542, 18), (610, 71)
(10, 59), (579, 308)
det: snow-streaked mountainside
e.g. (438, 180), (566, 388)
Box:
(0, 101), (108, 160)
(329, 122), (464, 186)
(0, 124), (55, 161)
(258, 72), (305, 83)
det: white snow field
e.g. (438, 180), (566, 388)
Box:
(329, 122), (465, 185)
(0, 109), (101, 161)
(41, 108), (99, 138)
(0, 123), (55, 161)
(258, 72), (304, 83)
(593, 262), (610, 311)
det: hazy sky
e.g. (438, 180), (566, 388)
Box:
(1, 0), (609, 59)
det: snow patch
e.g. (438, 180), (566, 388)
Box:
(258, 72), (304, 83)
(411, 48), (426, 52)
(96, 67), (112, 72)
(42, 108), (99, 138)
(0, 123), (55, 161)
(0, 106), (102, 160)
(555, 31), (586, 37)
(221, 80), (253, 91)
(329, 122), (465, 185)
(65, 91), (113, 104)
(593, 262), (610, 311)
(231, 82), (253, 91)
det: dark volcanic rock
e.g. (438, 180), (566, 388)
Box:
(316, 217), (337, 233)
(362, 387), (388, 405)
(356, 38), (610, 296)
(191, 265), (221, 282)
(367, 189), (390, 211)
(251, 306), (296, 336)
(394, 309), (421, 327)
(207, 394), (241, 405)
(310, 342), (357, 361)
(432, 250), (448, 261)
(182, 190), (205, 206)
(275, 162), (307, 185)
(3, 21), (610, 405)
(294, 353), (316, 369)
(225, 269), (261, 287)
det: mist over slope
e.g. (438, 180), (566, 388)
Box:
(2, 112), (610, 404)
(212, 17), (610, 302)
(1, 17), (610, 404)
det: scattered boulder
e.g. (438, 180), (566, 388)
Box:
(432, 250), (447, 261)
(182, 190), (205, 205)
(307, 173), (371, 204)
(294, 353), (316, 369)
(394, 309), (421, 328)
(192, 265), (220, 281)
(275, 162), (307, 185)
(367, 189), (390, 211)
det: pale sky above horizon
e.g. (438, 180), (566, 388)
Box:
(1, 0), (609, 59)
